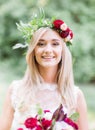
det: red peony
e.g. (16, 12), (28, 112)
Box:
(24, 117), (37, 129)
(41, 118), (52, 129)
(53, 19), (64, 29)
(36, 125), (42, 130)
(64, 117), (78, 130)
(60, 31), (69, 38)
(17, 128), (23, 130)
(60, 28), (69, 38)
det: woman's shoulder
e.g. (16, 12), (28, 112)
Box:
(5, 80), (21, 97)
(9, 79), (24, 95)
(74, 85), (86, 106)
(8, 80), (23, 109)
(74, 85), (87, 110)
(8, 79), (22, 91)
(10, 79), (22, 87)
(74, 85), (84, 98)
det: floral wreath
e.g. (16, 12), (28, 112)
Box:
(13, 11), (74, 49)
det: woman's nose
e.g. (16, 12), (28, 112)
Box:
(44, 44), (53, 52)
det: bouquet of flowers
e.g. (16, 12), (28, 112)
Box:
(17, 104), (79, 130)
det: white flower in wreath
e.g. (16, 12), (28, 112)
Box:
(60, 23), (67, 31)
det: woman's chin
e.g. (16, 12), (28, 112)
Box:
(39, 62), (58, 68)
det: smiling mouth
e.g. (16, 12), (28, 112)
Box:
(41, 56), (55, 59)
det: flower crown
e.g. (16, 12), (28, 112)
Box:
(13, 13), (73, 49)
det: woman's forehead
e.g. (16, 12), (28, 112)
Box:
(40, 29), (62, 41)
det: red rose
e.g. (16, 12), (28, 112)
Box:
(60, 31), (69, 38)
(41, 118), (52, 129)
(53, 19), (64, 29)
(60, 28), (70, 38)
(60, 28), (69, 38)
(24, 117), (37, 128)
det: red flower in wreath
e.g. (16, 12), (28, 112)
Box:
(53, 19), (64, 29)
(69, 30), (73, 39)
(60, 28), (70, 38)
(52, 19), (74, 44)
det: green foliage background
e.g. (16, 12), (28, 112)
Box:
(0, 0), (95, 83)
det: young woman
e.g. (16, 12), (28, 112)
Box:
(0, 17), (88, 130)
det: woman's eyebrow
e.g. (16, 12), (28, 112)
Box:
(39, 39), (45, 41)
(52, 39), (60, 41)
(39, 39), (60, 41)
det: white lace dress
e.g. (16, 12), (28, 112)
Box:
(10, 81), (78, 130)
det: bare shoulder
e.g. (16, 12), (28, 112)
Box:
(0, 80), (22, 130)
(3, 80), (22, 106)
(75, 87), (87, 112)
(77, 87), (85, 100)
(75, 87), (89, 129)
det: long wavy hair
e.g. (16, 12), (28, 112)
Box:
(16, 27), (76, 114)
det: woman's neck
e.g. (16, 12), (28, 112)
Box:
(38, 66), (58, 84)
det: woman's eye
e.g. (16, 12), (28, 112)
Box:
(52, 42), (60, 46)
(37, 42), (45, 46)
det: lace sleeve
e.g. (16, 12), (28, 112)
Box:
(11, 80), (21, 109)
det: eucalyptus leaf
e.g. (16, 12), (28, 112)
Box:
(70, 112), (79, 122)
(37, 108), (43, 115)
(13, 43), (28, 49)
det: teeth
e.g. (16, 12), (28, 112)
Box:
(42, 56), (54, 58)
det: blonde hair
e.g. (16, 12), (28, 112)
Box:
(17, 27), (76, 113)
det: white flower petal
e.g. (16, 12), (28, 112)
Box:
(60, 23), (67, 31)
